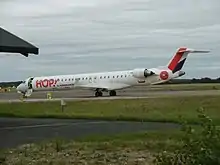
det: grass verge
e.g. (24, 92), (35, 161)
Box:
(149, 83), (220, 91)
(0, 130), (185, 165)
(1, 95), (220, 124)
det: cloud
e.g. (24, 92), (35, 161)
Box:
(0, 0), (219, 81)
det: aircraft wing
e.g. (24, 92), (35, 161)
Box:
(77, 83), (130, 91)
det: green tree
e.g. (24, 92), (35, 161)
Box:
(154, 108), (220, 165)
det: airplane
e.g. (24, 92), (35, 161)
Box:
(16, 47), (210, 98)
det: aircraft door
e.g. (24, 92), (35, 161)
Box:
(92, 76), (97, 83)
(88, 77), (92, 83)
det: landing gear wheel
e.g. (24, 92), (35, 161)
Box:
(19, 94), (27, 101)
(22, 95), (27, 98)
(109, 90), (116, 96)
(95, 91), (103, 97)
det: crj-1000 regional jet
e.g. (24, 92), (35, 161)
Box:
(16, 47), (209, 98)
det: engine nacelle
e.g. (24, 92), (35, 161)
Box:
(132, 68), (154, 78)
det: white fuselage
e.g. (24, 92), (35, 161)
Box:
(31, 69), (165, 92)
(17, 46), (209, 97)
(17, 67), (184, 97)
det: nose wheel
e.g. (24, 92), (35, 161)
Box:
(22, 94), (27, 98)
(19, 94), (27, 101)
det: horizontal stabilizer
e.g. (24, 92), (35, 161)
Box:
(178, 48), (210, 53)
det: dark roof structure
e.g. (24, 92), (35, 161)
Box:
(0, 27), (39, 57)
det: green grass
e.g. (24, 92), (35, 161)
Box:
(1, 125), (206, 165)
(1, 95), (220, 124)
(149, 83), (220, 91)
(0, 130), (185, 165)
(0, 93), (218, 164)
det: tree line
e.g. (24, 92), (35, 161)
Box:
(165, 77), (220, 84)
(0, 81), (22, 88)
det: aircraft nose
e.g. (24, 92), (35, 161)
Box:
(16, 84), (21, 92)
(16, 84), (25, 93)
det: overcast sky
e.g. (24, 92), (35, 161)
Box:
(0, 0), (219, 81)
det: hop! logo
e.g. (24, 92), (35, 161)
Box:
(36, 79), (58, 88)
(160, 71), (169, 80)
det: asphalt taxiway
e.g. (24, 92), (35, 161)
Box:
(0, 88), (219, 149)
(0, 118), (180, 149)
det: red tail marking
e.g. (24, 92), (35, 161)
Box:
(160, 71), (169, 80)
(168, 47), (187, 71)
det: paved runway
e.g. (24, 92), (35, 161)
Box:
(0, 88), (219, 149)
(0, 87), (220, 102)
(0, 118), (180, 149)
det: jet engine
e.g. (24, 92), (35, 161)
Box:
(132, 68), (155, 78)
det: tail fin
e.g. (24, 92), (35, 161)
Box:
(166, 47), (210, 73)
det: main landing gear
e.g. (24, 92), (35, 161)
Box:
(95, 89), (117, 97)
(109, 90), (116, 96)
(95, 91), (103, 97)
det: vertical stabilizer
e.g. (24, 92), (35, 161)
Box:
(166, 47), (210, 73)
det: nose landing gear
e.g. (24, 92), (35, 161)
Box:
(18, 92), (27, 101)
(18, 89), (33, 101)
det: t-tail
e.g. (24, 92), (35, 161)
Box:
(166, 47), (210, 73)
